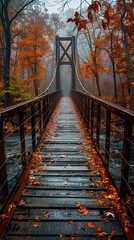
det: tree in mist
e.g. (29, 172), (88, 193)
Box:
(0, 0), (35, 107)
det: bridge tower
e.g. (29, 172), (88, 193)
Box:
(56, 36), (76, 91)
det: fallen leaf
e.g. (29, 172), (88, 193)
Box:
(87, 222), (95, 228)
(60, 233), (66, 237)
(108, 231), (116, 239)
(96, 226), (102, 233)
(78, 206), (89, 215)
(33, 223), (40, 228)
(44, 211), (49, 218)
(124, 227), (129, 233)
(18, 215), (24, 220)
(76, 201), (81, 207)
(97, 231), (107, 237)
(8, 204), (15, 213)
(29, 176), (35, 180)
(67, 220), (73, 224)
(60, 155), (67, 158)
(35, 216), (41, 222)
(105, 212), (115, 218)
(106, 194), (115, 199)
(0, 214), (9, 219)
(19, 200), (25, 205)
(30, 179), (36, 185)
(83, 182), (88, 186)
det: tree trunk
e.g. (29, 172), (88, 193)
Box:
(93, 56), (101, 97)
(33, 61), (38, 96)
(120, 0), (134, 111)
(3, 22), (11, 107)
(111, 59), (118, 103)
(1, 2), (11, 107)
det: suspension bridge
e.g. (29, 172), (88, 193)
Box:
(0, 36), (134, 239)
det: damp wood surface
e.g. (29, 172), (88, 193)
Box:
(3, 97), (126, 239)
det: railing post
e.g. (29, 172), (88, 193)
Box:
(105, 110), (111, 165)
(43, 99), (46, 129)
(91, 101), (94, 137)
(96, 104), (101, 150)
(120, 120), (132, 200)
(56, 36), (60, 90)
(0, 116), (8, 204)
(38, 102), (42, 135)
(31, 105), (36, 151)
(46, 96), (49, 120)
(19, 108), (26, 166)
(84, 96), (87, 125)
(87, 98), (90, 129)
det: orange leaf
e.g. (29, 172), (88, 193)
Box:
(104, 10), (110, 23)
(35, 216), (41, 222)
(124, 227), (129, 233)
(98, 231), (107, 237)
(93, 1), (100, 12)
(83, 208), (89, 215)
(60, 233), (66, 238)
(87, 222), (95, 228)
(96, 226), (102, 233)
(102, 20), (107, 30)
(106, 194), (115, 199)
(67, 18), (74, 23)
(74, 11), (79, 18)
(67, 220), (73, 224)
(76, 201), (81, 207)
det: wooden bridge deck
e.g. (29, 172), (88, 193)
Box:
(2, 97), (126, 239)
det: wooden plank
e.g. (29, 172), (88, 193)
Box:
(18, 197), (109, 208)
(4, 237), (126, 240)
(13, 208), (114, 221)
(22, 189), (106, 198)
(6, 221), (124, 236)
(38, 166), (89, 171)
(27, 176), (102, 183)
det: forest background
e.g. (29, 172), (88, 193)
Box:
(0, 0), (133, 111)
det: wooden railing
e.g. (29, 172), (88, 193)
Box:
(0, 91), (61, 211)
(71, 91), (134, 206)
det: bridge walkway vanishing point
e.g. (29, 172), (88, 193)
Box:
(1, 97), (128, 239)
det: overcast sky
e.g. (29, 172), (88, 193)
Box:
(45, 0), (91, 14)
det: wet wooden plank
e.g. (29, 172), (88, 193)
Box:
(31, 172), (97, 177)
(13, 208), (115, 221)
(4, 237), (126, 240)
(22, 189), (106, 198)
(38, 166), (89, 171)
(27, 176), (102, 183)
(6, 221), (124, 236)
(18, 197), (109, 208)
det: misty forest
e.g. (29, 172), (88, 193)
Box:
(0, 0), (133, 110)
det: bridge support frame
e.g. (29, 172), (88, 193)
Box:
(56, 36), (76, 91)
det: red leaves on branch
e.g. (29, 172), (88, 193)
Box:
(87, 10), (93, 23)
(78, 19), (88, 31)
(93, 1), (101, 12)
(67, 11), (87, 31)
(102, 20), (107, 30)
(67, 1), (114, 31)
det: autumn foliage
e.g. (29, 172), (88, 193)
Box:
(67, 0), (134, 109)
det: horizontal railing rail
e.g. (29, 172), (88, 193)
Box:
(71, 90), (134, 210)
(0, 91), (62, 211)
